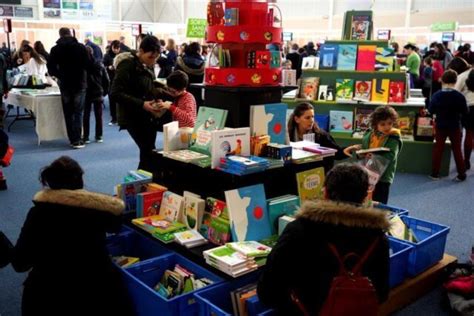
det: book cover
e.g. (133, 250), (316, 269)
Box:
(267, 195), (300, 234)
(210, 127), (251, 169)
(389, 81), (405, 103)
(207, 2), (225, 26)
(163, 121), (185, 152)
(250, 103), (288, 145)
(326, 86), (335, 101)
(319, 44), (339, 70)
(351, 15), (371, 40)
(206, 197), (229, 220)
(256, 51), (271, 69)
(183, 191), (205, 231)
(356, 45), (376, 71)
(281, 69), (296, 86)
(296, 167), (325, 201)
(270, 51), (281, 68)
(162, 149), (209, 163)
(398, 112), (415, 139)
(251, 135), (270, 156)
(120, 178), (152, 214)
(225, 184), (272, 242)
(354, 107), (373, 134)
(137, 190), (166, 218)
(318, 85), (328, 101)
(226, 241), (272, 258)
(353, 80), (372, 102)
(302, 145), (337, 156)
(174, 230), (207, 247)
(208, 216), (231, 245)
(224, 8), (239, 26)
(203, 245), (251, 268)
(301, 56), (316, 69)
(298, 77), (319, 100)
(335, 79), (354, 101)
(159, 191), (184, 222)
(371, 79), (390, 103)
(190, 107), (228, 155)
(375, 47), (395, 72)
(337, 44), (357, 70)
(329, 110), (353, 132)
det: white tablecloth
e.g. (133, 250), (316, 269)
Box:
(6, 88), (68, 144)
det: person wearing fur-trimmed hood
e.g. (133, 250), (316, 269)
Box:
(11, 156), (135, 316)
(258, 164), (390, 316)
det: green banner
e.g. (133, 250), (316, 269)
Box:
(431, 21), (457, 32)
(186, 18), (207, 38)
(62, 1), (78, 10)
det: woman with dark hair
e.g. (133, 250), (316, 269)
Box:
(175, 41), (205, 107)
(403, 43), (421, 88)
(11, 156), (133, 315)
(434, 43), (454, 69)
(33, 41), (49, 64)
(12, 39), (30, 66)
(103, 40), (121, 125)
(19, 45), (47, 81)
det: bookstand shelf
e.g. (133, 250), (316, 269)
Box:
(206, 25), (282, 44)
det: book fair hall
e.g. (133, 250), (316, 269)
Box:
(1, 0), (474, 315)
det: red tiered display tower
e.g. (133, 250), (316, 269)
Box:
(205, 0), (283, 86)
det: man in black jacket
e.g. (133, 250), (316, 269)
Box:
(48, 27), (91, 149)
(258, 163), (390, 315)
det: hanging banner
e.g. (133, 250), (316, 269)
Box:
(0, 5), (13, 17)
(43, 0), (60, 9)
(186, 18), (207, 38)
(14, 6), (34, 18)
(430, 21), (457, 32)
(62, 0), (78, 10)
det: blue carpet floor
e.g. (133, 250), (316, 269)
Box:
(0, 104), (473, 315)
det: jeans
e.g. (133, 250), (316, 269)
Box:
(83, 99), (103, 140)
(126, 121), (157, 172)
(61, 89), (86, 144)
(432, 128), (465, 176)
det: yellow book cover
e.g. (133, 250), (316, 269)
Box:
(371, 79), (390, 103)
(296, 167), (325, 201)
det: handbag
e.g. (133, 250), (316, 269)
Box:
(0, 145), (14, 167)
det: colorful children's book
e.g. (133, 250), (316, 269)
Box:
(163, 121), (193, 152)
(318, 85), (328, 101)
(356, 45), (376, 71)
(351, 14), (371, 40)
(354, 107), (373, 135)
(296, 167), (325, 201)
(270, 51), (281, 68)
(190, 107), (228, 155)
(337, 44), (357, 70)
(335, 79), (354, 101)
(226, 241), (272, 258)
(183, 191), (205, 231)
(159, 191), (184, 222)
(267, 195), (300, 234)
(174, 230), (207, 248)
(210, 127), (251, 169)
(208, 215), (231, 245)
(371, 79), (390, 104)
(398, 112), (415, 140)
(250, 135), (270, 156)
(389, 81), (405, 103)
(207, 2), (225, 26)
(250, 103), (288, 145)
(319, 44), (339, 70)
(298, 77), (319, 100)
(225, 184), (272, 242)
(137, 189), (167, 218)
(301, 56), (317, 69)
(326, 86), (335, 101)
(329, 110), (353, 132)
(120, 178), (153, 214)
(224, 8), (239, 26)
(375, 47), (395, 72)
(281, 69), (296, 86)
(353, 80), (372, 102)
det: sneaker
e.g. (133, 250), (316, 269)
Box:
(108, 121), (117, 126)
(83, 138), (91, 144)
(95, 136), (103, 143)
(429, 174), (440, 180)
(72, 141), (85, 149)
(453, 174), (466, 182)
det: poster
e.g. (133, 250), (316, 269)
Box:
(14, 7), (34, 18)
(44, 9), (61, 18)
(43, 0), (60, 9)
(186, 18), (207, 38)
(0, 5), (13, 17)
(79, 0), (93, 10)
(62, 0), (78, 10)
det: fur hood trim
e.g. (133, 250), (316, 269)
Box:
(296, 200), (390, 231)
(113, 52), (134, 69)
(34, 189), (124, 216)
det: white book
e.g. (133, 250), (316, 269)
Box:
(159, 191), (184, 222)
(183, 191), (205, 230)
(203, 245), (253, 268)
(210, 127), (251, 169)
(174, 230), (207, 248)
(226, 241), (272, 258)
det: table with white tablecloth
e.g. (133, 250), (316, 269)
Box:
(6, 88), (68, 145)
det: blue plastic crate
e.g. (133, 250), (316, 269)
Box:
(106, 230), (170, 266)
(106, 225), (134, 241)
(195, 272), (274, 316)
(123, 253), (224, 316)
(389, 238), (413, 288)
(398, 216), (450, 277)
(375, 203), (409, 217)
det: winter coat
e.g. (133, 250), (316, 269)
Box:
(0, 128), (8, 159)
(11, 189), (134, 316)
(361, 128), (402, 184)
(258, 200), (390, 316)
(175, 54), (205, 84)
(86, 59), (110, 102)
(48, 36), (91, 92)
(85, 41), (103, 61)
(0, 231), (12, 268)
(0, 53), (8, 94)
(429, 88), (468, 129)
(103, 50), (117, 82)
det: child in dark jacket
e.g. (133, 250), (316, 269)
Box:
(83, 46), (110, 143)
(429, 69), (468, 181)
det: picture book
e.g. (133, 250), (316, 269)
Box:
(208, 215), (231, 245)
(315, 114), (330, 131)
(256, 51), (271, 69)
(375, 47), (395, 72)
(270, 51), (281, 68)
(159, 191), (184, 222)
(337, 44), (357, 70)
(329, 110), (353, 132)
(226, 241), (272, 258)
(120, 178), (153, 214)
(224, 8), (239, 26)
(267, 195), (300, 234)
(203, 245), (252, 269)
(354, 107), (373, 135)
(112, 256), (140, 268)
(162, 149), (209, 163)
(163, 121), (190, 152)
(398, 112), (415, 139)
(210, 127), (251, 169)
(356, 45), (376, 71)
(371, 79), (390, 104)
(137, 189), (167, 218)
(298, 77), (319, 100)
(231, 284), (258, 315)
(302, 145), (337, 156)
(190, 107), (228, 155)
(356, 147), (390, 155)
(250, 135), (270, 156)
(132, 215), (185, 235)
(281, 69), (297, 86)
(301, 56), (317, 69)
(353, 80), (372, 102)
(319, 44), (339, 70)
(318, 85), (328, 101)
(389, 81), (405, 103)
(351, 14), (371, 40)
(225, 184), (272, 242)
(250, 103), (288, 145)
(183, 191), (205, 231)
(335, 79), (354, 101)
(206, 197), (229, 220)
(296, 167), (325, 201)
(174, 230), (207, 248)
(326, 86), (335, 101)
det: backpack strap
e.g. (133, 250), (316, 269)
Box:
(327, 237), (380, 275)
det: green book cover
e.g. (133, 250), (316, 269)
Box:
(296, 167), (325, 201)
(335, 79), (354, 100)
(190, 107), (228, 155)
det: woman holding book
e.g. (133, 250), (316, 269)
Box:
(10, 156), (134, 316)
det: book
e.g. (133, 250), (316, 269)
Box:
(174, 230), (207, 248)
(371, 79), (390, 104)
(267, 195), (300, 234)
(356, 45), (376, 71)
(270, 51), (281, 68)
(190, 107), (228, 155)
(250, 135), (270, 156)
(388, 81), (405, 103)
(319, 44), (339, 70)
(351, 14), (371, 40)
(296, 167), (325, 201)
(318, 85), (328, 101)
(112, 256), (140, 268)
(208, 215), (231, 245)
(398, 112), (415, 139)
(329, 110), (353, 132)
(301, 56), (317, 69)
(337, 44), (357, 70)
(326, 86), (335, 101)
(224, 8), (239, 26)
(353, 80), (372, 102)
(226, 241), (272, 258)
(183, 191), (205, 231)
(291, 148), (321, 164)
(278, 215), (295, 235)
(231, 284), (258, 316)
(281, 69), (296, 86)
(303, 145), (337, 156)
(132, 215), (186, 235)
(298, 77), (319, 100)
(210, 127), (251, 169)
(207, 2), (225, 26)
(250, 103), (288, 145)
(256, 51), (271, 69)
(354, 107), (373, 135)
(163, 121), (191, 152)
(335, 79), (354, 101)
(225, 184), (272, 242)
(136, 189), (166, 218)
(120, 178), (153, 214)
(375, 47), (395, 72)
(162, 149), (209, 163)
(356, 147), (390, 155)
(159, 191), (184, 222)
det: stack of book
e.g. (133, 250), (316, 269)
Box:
(218, 155), (270, 175)
(302, 144), (338, 157)
(174, 230), (208, 248)
(132, 215), (187, 243)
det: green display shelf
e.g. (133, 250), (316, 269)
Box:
(287, 99), (424, 109)
(300, 69), (406, 86)
(325, 40), (389, 47)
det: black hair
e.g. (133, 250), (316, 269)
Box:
(59, 27), (71, 37)
(110, 40), (120, 49)
(325, 163), (369, 204)
(466, 69), (474, 92)
(40, 156), (84, 190)
(403, 43), (416, 51)
(424, 56), (433, 66)
(447, 57), (470, 75)
(441, 69), (457, 84)
(139, 35), (160, 54)
(287, 102), (321, 142)
(370, 106), (399, 129)
(186, 42), (201, 55)
(166, 70), (189, 90)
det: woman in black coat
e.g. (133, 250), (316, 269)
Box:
(175, 42), (205, 107)
(11, 156), (134, 316)
(103, 40), (121, 124)
(258, 164), (390, 316)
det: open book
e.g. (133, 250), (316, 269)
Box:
(356, 147), (390, 155)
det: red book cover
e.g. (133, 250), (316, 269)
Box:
(207, 2), (225, 26)
(389, 81), (405, 103)
(256, 51), (271, 69)
(356, 45), (376, 71)
(141, 190), (165, 217)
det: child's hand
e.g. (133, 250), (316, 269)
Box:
(343, 144), (362, 157)
(143, 100), (158, 113)
(156, 100), (172, 110)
